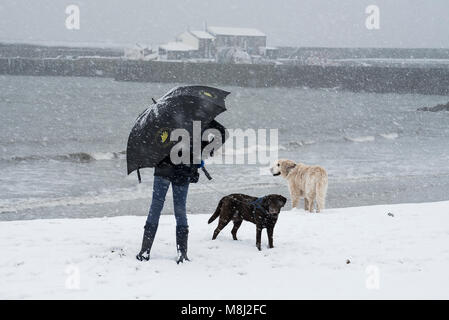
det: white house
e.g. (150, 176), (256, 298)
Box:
(176, 30), (215, 59)
(158, 26), (269, 61)
(206, 26), (266, 55)
(158, 41), (196, 60)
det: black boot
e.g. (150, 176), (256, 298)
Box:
(136, 224), (157, 261)
(176, 225), (190, 264)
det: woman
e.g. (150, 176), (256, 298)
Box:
(136, 120), (226, 264)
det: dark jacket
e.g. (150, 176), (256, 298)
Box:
(154, 120), (226, 185)
(154, 158), (199, 185)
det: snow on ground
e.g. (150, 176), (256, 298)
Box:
(1, 201), (449, 299)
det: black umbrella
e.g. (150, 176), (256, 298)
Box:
(126, 85), (230, 180)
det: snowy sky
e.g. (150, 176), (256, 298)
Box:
(0, 0), (448, 48)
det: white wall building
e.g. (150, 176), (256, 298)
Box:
(176, 30), (215, 59)
(158, 41), (196, 60)
(158, 26), (271, 61)
(206, 26), (266, 55)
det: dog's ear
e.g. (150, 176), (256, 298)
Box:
(263, 196), (278, 209)
(274, 195), (287, 208)
(281, 160), (296, 175)
(262, 196), (271, 208)
(280, 196), (287, 206)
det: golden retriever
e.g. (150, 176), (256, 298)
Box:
(270, 159), (328, 212)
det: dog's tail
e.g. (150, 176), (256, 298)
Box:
(316, 171), (328, 212)
(208, 199), (223, 224)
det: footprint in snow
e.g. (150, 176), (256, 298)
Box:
(110, 247), (126, 258)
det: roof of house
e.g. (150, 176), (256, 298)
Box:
(189, 30), (215, 39)
(207, 26), (265, 37)
(159, 42), (196, 51)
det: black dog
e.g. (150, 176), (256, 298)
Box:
(208, 194), (287, 250)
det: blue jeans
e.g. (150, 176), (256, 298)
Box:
(145, 175), (189, 228)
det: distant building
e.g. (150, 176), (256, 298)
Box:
(176, 30), (215, 59)
(259, 46), (279, 60)
(158, 26), (269, 62)
(158, 41), (196, 60)
(206, 26), (266, 55)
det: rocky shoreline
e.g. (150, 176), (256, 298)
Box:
(418, 101), (449, 112)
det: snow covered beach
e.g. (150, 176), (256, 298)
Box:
(1, 200), (449, 299)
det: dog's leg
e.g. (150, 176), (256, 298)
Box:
(316, 200), (322, 213)
(292, 195), (300, 209)
(316, 184), (326, 213)
(212, 217), (230, 240)
(308, 197), (315, 213)
(231, 220), (242, 240)
(256, 226), (263, 251)
(304, 198), (309, 211)
(267, 227), (274, 248)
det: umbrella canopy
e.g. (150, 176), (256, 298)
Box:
(126, 85), (230, 175)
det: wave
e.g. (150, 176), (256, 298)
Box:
(286, 140), (316, 149)
(0, 133), (401, 164)
(344, 133), (399, 142)
(210, 143), (286, 157)
(2, 151), (126, 163)
(287, 135), (378, 148)
(379, 132), (399, 140)
(0, 181), (282, 213)
(0, 187), (147, 213)
(281, 134), (400, 150)
(344, 135), (375, 143)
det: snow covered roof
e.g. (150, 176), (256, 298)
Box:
(207, 26), (266, 37)
(189, 30), (215, 40)
(159, 42), (196, 51)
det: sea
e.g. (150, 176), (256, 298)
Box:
(1, 75), (449, 221)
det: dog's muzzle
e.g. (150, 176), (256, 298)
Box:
(272, 172), (281, 176)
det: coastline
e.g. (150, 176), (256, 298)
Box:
(1, 57), (449, 95)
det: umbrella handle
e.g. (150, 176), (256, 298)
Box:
(201, 167), (212, 180)
(137, 168), (142, 183)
